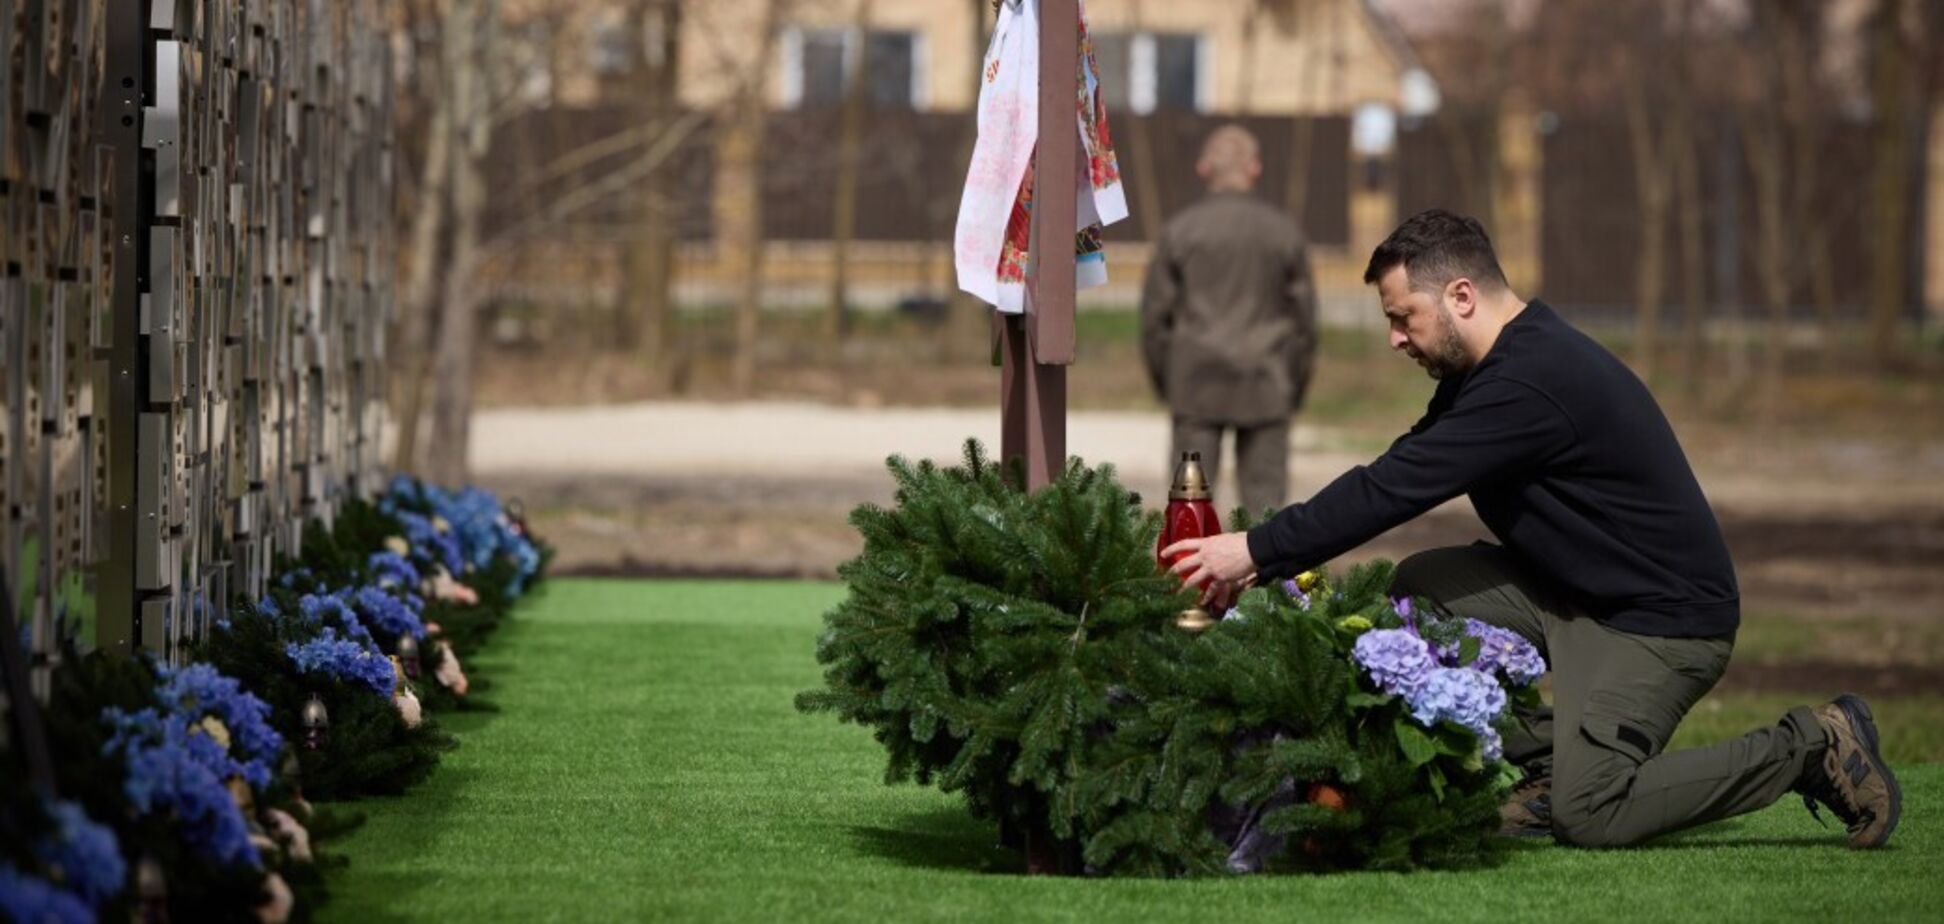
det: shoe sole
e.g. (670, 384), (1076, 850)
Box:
(1836, 693), (1901, 848)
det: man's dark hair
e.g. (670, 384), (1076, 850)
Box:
(1362, 209), (1509, 292)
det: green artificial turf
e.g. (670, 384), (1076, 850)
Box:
(318, 578), (1942, 923)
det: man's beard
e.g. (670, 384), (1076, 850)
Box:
(1411, 309), (1471, 380)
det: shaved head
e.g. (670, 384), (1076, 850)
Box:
(1198, 124), (1262, 193)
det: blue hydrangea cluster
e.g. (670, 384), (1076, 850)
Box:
(279, 566), (319, 593)
(285, 628), (396, 698)
(386, 477), (542, 595)
(392, 508), (464, 577)
(101, 708), (262, 869)
(297, 592), (376, 648)
(0, 865), (93, 924)
(1409, 667), (1510, 761)
(35, 799), (126, 907)
(1351, 629), (1438, 700)
(153, 663), (284, 789)
(352, 585), (426, 641)
(368, 551), (422, 592)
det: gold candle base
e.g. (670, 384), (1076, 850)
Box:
(1175, 607), (1215, 633)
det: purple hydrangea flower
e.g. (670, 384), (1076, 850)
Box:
(1408, 666), (1509, 761)
(1352, 629), (1438, 700)
(1456, 619), (1548, 686)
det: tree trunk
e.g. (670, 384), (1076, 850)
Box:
(1623, 78), (1671, 383)
(827, 0), (875, 348)
(391, 39), (453, 476)
(426, 0), (500, 487)
(1671, 100), (1707, 400)
(1743, 107), (1791, 418)
(1869, 0), (1914, 365)
(728, 0), (785, 396)
(625, 0), (683, 390)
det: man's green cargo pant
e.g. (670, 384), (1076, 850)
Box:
(1391, 544), (1828, 847)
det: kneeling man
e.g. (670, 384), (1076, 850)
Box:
(1165, 209), (1900, 849)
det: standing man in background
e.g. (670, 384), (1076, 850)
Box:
(1141, 124), (1318, 514)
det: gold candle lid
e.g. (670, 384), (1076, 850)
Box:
(1169, 452), (1212, 501)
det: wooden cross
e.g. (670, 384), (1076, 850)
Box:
(998, 0), (1078, 490)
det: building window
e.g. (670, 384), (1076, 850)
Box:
(1092, 31), (1208, 114)
(590, 11), (632, 77)
(783, 27), (923, 109)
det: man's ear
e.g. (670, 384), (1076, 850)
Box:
(1446, 278), (1478, 319)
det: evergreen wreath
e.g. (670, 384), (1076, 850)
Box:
(799, 441), (1536, 876)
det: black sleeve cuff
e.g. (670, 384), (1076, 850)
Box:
(1246, 523), (1290, 581)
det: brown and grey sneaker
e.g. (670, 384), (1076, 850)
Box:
(1498, 773), (1552, 838)
(1797, 694), (1901, 849)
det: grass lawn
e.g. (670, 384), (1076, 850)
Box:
(318, 579), (1942, 923)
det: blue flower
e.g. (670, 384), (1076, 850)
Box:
(384, 479), (542, 596)
(393, 510), (464, 577)
(0, 864), (94, 924)
(297, 592), (376, 648)
(1352, 629), (1437, 700)
(36, 800), (124, 907)
(100, 709), (262, 869)
(285, 628), (396, 698)
(368, 551), (422, 592)
(352, 585), (426, 641)
(1407, 666), (1509, 762)
(152, 662), (284, 789)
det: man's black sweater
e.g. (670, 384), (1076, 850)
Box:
(1245, 300), (1739, 638)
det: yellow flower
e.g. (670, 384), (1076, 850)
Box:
(431, 515), (453, 533)
(384, 536), (411, 557)
(1296, 571), (1324, 594)
(196, 716), (233, 751)
(1337, 615), (1373, 633)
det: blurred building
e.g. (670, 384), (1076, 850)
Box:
(480, 0), (1941, 332)
(482, 0), (1431, 323)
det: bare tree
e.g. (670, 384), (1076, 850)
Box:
(619, 0), (686, 392)
(426, 0), (504, 487)
(1668, 21), (1709, 397)
(1868, 0), (1918, 365)
(392, 1), (453, 475)
(726, 0), (789, 395)
(827, 0), (876, 347)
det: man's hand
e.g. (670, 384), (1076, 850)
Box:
(1162, 532), (1258, 607)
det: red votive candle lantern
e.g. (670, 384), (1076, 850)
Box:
(1157, 451), (1222, 632)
